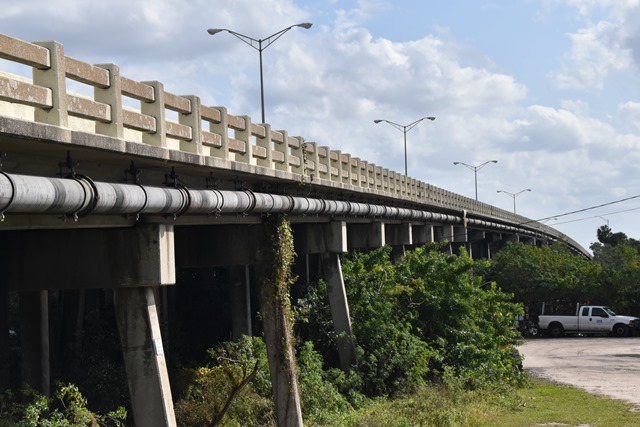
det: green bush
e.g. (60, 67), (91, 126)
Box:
(0, 383), (126, 427)
(311, 246), (436, 397)
(297, 341), (351, 422)
(296, 244), (524, 400)
(397, 245), (524, 389)
(173, 336), (275, 427)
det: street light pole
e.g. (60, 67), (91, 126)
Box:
(207, 22), (312, 124)
(497, 189), (532, 214)
(374, 116), (436, 176)
(452, 160), (498, 200)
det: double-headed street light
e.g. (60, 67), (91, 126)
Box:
(373, 116), (436, 176)
(452, 160), (498, 201)
(497, 189), (532, 214)
(207, 22), (312, 124)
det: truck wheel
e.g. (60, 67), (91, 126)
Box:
(549, 323), (564, 338)
(613, 324), (629, 337)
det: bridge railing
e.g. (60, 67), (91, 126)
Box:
(0, 33), (579, 249)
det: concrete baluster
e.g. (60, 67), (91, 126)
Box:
(318, 146), (331, 180)
(141, 81), (166, 148)
(357, 160), (367, 188)
(330, 150), (341, 182)
(290, 136), (305, 175)
(95, 63), (123, 138)
(350, 157), (359, 187)
(32, 41), (67, 127)
(210, 106), (229, 159)
(274, 130), (290, 172)
(178, 95), (202, 155)
(391, 172), (397, 194)
(255, 123), (272, 168)
(305, 141), (319, 179)
(341, 153), (351, 185)
(368, 165), (376, 190)
(235, 115), (252, 164)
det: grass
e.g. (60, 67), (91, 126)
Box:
(306, 375), (640, 427)
(477, 376), (640, 427)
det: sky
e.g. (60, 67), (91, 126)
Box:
(1, 0), (640, 253)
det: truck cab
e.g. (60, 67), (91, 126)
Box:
(579, 306), (617, 333)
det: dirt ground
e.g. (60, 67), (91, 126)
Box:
(519, 337), (640, 406)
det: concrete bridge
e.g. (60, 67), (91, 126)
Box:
(0, 33), (587, 426)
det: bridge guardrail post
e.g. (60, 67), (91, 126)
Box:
(356, 159), (367, 188)
(95, 63), (123, 139)
(141, 81), (166, 148)
(341, 153), (351, 185)
(33, 41), (67, 127)
(388, 170), (397, 195)
(351, 157), (361, 188)
(210, 106), (229, 159)
(305, 141), (318, 179)
(235, 115), (252, 164)
(290, 136), (304, 175)
(330, 150), (341, 183)
(256, 123), (272, 168)
(274, 130), (290, 172)
(178, 95), (202, 155)
(318, 146), (330, 181)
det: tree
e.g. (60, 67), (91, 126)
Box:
(487, 242), (600, 319)
(591, 240), (640, 314)
(596, 225), (628, 246)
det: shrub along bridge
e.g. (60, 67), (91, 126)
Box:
(0, 33), (587, 426)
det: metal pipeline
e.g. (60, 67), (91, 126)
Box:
(0, 173), (92, 216)
(0, 172), (544, 238)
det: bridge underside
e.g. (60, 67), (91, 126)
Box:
(0, 210), (528, 425)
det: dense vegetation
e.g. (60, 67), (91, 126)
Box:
(488, 225), (640, 321)
(3, 223), (639, 426)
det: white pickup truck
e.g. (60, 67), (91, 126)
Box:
(538, 305), (640, 337)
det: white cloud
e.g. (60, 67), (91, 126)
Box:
(554, 21), (633, 90)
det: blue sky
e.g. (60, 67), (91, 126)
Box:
(2, 0), (640, 252)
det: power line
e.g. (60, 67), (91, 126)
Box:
(553, 206), (640, 226)
(528, 193), (640, 225)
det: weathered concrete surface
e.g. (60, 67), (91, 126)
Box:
(519, 337), (640, 406)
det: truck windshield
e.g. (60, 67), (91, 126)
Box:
(604, 307), (616, 316)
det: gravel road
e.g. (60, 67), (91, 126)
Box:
(519, 337), (640, 406)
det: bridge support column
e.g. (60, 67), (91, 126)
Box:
(114, 287), (175, 427)
(451, 225), (468, 255)
(293, 221), (357, 370)
(411, 224), (434, 247)
(347, 222), (385, 250)
(468, 230), (490, 259)
(229, 265), (252, 339)
(386, 223), (412, 262)
(485, 232), (503, 256)
(20, 290), (50, 396)
(434, 225), (454, 254)
(0, 266), (9, 391)
(321, 252), (357, 371)
(258, 217), (303, 427)
(520, 235), (536, 246)
(3, 224), (177, 425)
